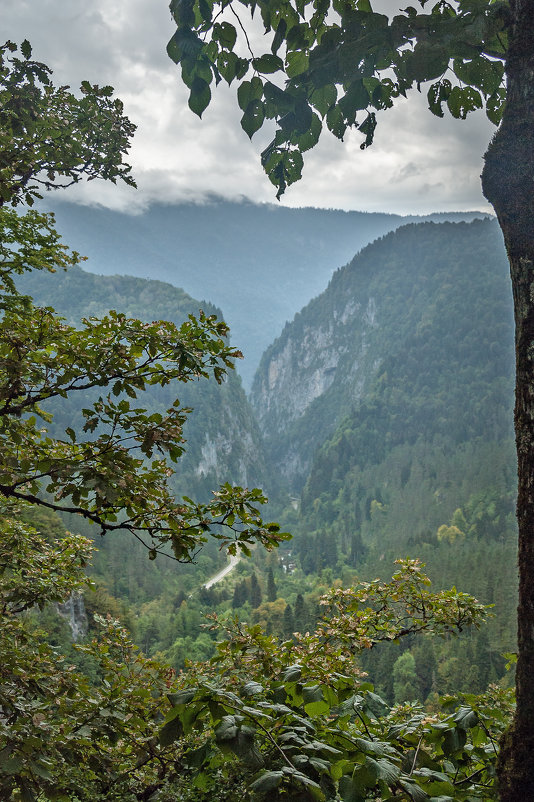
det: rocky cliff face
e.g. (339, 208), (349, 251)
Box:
(253, 296), (378, 430)
(250, 245), (396, 490)
(250, 218), (512, 493)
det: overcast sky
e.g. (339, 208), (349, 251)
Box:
(4, 0), (496, 215)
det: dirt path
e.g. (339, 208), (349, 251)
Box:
(203, 552), (240, 589)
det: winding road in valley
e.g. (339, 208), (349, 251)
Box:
(203, 552), (241, 589)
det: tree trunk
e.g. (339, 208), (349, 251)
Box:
(481, 2), (534, 798)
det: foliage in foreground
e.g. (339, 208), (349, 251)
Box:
(0, 505), (183, 801)
(0, 526), (513, 801)
(162, 561), (513, 801)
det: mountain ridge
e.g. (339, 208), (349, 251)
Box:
(41, 197), (488, 388)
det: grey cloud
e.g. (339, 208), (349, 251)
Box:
(393, 162), (422, 183)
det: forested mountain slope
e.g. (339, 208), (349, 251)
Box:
(252, 218), (513, 493)
(22, 217), (518, 698)
(18, 266), (265, 499)
(44, 198), (484, 387)
(256, 217), (518, 689)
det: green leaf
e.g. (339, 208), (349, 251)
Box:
(311, 84), (337, 117)
(76, 726), (92, 737)
(250, 770), (284, 792)
(243, 680), (264, 696)
(363, 690), (389, 718)
(215, 715), (238, 741)
(192, 771), (210, 790)
(302, 684), (323, 704)
(453, 705), (478, 730)
(30, 760), (53, 781)
(272, 18), (288, 54)
(398, 778), (431, 801)
(453, 56), (504, 96)
(217, 51), (239, 84)
(441, 726), (467, 755)
(374, 757), (401, 783)
(359, 112), (376, 148)
(1, 753), (23, 773)
(338, 775), (367, 802)
(159, 714), (183, 746)
(167, 688), (198, 706)
(235, 57), (249, 80)
(415, 771), (455, 797)
(286, 50), (309, 78)
(352, 758), (380, 792)
(185, 742), (211, 769)
(353, 737), (389, 757)
(241, 100), (265, 138)
(339, 79), (370, 125)
(253, 54), (284, 73)
(213, 21), (237, 49)
(486, 87), (506, 125)
(167, 29), (203, 63)
(237, 77), (263, 111)
(304, 699), (330, 716)
(427, 79), (452, 118)
(188, 77), (211, 117)
(405, 44), (450, 82)
(446, 85), (483, 119)
(65, 427), (76, 442)
(294, 111), (322, 152)
(283, 664), (303, 681)
(21, 40), (32, 59)
(326, 104), (347, 140)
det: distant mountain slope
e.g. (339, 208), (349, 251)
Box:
(253, 218), (517, 660)
(42, 197), (486, 388)
(17, 266), (266, 498)
(251, 218), (514, 492)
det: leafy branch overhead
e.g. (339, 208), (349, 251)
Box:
(0, 40), (136, 206)
(167, 0), (508, 196)
(0, 297), (284, 555)
(202, 560), (491, 682)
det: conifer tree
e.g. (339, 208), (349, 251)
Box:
(283, 603), (295, 639)
(267, 567), (277, 602)
(249, 573), (262, 608)
(294, 592), (307, 633)
(393, 652), (420, 704)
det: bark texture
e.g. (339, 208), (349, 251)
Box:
(481, 1), (534, 798)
